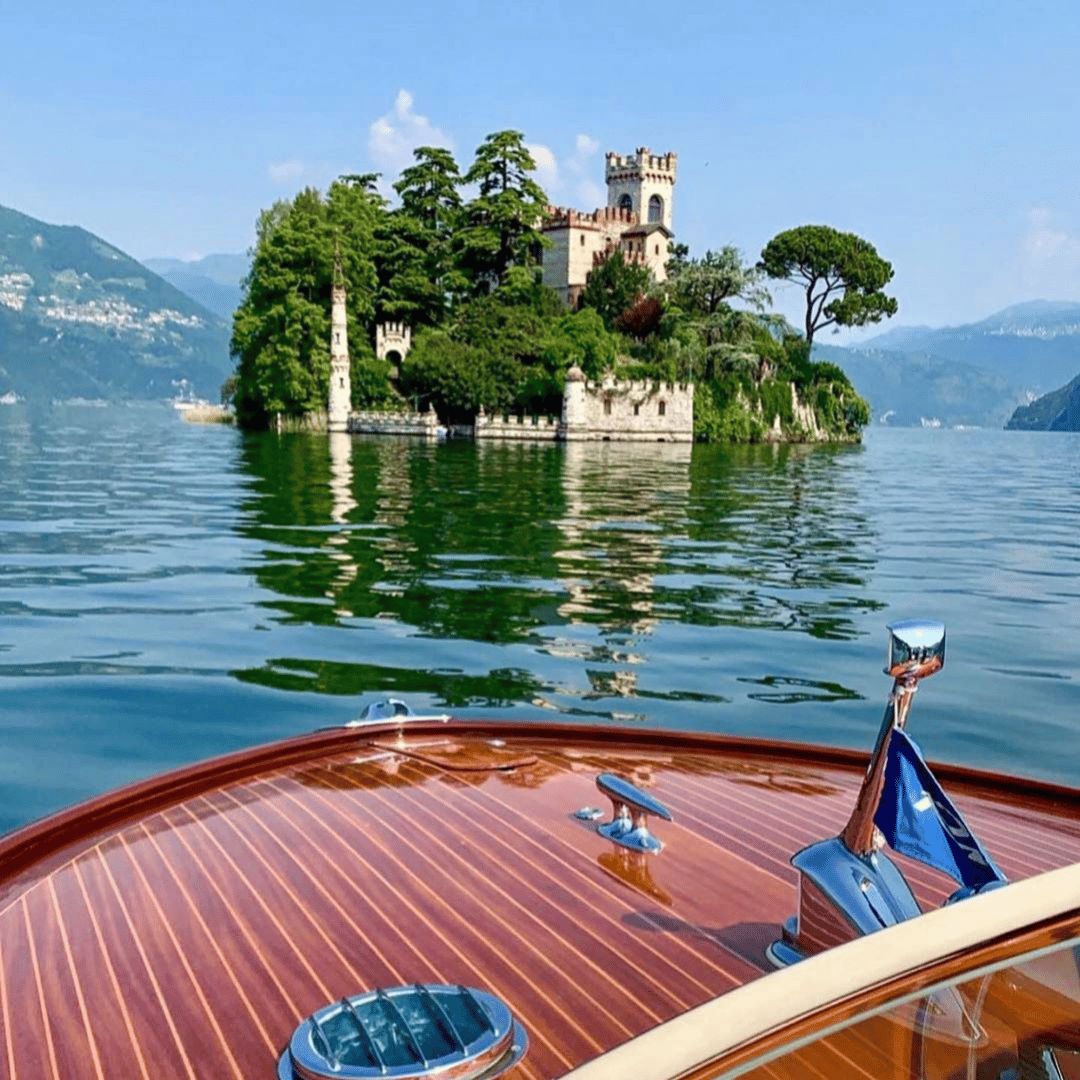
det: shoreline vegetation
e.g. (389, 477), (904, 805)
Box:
(228, 131), (895, 443)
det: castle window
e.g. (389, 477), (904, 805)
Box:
(340, 377), (345, 388)
(655, 244), (659, 255)
(580, 234), (585, 246)
(633, 404), (640, 416)
(604, 398), (612, 416)
(648, 195), (663, 223)
(619, 194), (632, 213)
(658, 400), (666, 416)
(334, 332), (340, 344)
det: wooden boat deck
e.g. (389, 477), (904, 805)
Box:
(3, 720), (1080, 1080)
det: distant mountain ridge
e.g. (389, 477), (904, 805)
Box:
(813, 343), (1024, 429)
(814, 300), (1080, 428)
(856, 300), (1080, 394)
(0, 205), (232, 402)
(142, 254), (249, 322)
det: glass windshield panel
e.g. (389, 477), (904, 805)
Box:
(719, 934), (1080, 1080)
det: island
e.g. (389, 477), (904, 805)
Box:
(228, 133), (888, 443)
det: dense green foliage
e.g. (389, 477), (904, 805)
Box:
(230, 136), (873, 442)
(758, 225), (898, 347)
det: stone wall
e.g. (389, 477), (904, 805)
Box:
(563, 375), (694, 442)
(475, 413), (561, 441)
(347, 410), (441, 437)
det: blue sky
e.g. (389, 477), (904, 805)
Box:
(3, 0), (1079, 337)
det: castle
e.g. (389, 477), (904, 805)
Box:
(540, 148), (677, 307)
(326, 145), (692, 440)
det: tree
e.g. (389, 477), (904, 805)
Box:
(229, 181), (380, 429)
(376, 147), (463, 327)
(394, 147), (462, 232)
(666, 246), (770, 317)
(758, 226), (897, 348)
(220, 373), (238, 406)
(454, 131), (549, 294)
(578, 249), (652, 331)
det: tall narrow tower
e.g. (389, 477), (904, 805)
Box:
(605, 148), (677, 231)
(328, 252), (351, 433)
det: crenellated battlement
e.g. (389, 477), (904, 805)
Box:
(581, 378), (693, 393)
(544, 205), (639, 230)
(375, 322), (412, 363)
(605, 147), (678, 182)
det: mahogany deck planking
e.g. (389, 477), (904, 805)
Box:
(2, 724), (1080, 1080)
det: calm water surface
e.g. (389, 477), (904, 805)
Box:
(1, 404), (1079, 834)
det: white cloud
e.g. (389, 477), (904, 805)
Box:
(575, 134), (599, 157)
(565, 133), (605, 209)
(268, 160), (305, 184)
(368, 90), (453, 187)
(1021, 208), (1080, 295)
(529, 133), (607, 209)
(527, 143), (559, 193)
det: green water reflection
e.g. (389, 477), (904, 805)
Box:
(233, 433), (881, 709)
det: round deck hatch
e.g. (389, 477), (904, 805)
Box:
(277, 983), (527, 1080)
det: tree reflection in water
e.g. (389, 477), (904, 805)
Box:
(231, 434), (881, 724)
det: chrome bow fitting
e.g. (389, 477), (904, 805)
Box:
(768, 620), (948, 969)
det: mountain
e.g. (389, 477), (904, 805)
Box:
(857, 300), (1080, 397)
(1006, 372), (1080, 431)
(814, 343), (1025, 428)
(0, 205), (232, 402)
(142, 254), (248, 322)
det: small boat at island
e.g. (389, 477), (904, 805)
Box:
(3, 620), (1080, 1080)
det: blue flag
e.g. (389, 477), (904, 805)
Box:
(874, 728), (1005, 890)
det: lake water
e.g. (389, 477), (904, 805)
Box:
(1, 404), (1079, 836)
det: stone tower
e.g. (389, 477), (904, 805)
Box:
(605, 148), (677, 232)
(328, 253), (351, 433)
(375, 322), (412, 378)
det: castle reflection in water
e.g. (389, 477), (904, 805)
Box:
(236, 432), (878, 720)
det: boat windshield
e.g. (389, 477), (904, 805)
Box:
(714, 931), (1080, 1080)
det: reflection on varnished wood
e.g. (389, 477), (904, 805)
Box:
(366, 738), (539, 772)
(5, 728), (1080, 1080)
(597, 847), (673, 906)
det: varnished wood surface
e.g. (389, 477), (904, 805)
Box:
(3, 721), (1080, 1080)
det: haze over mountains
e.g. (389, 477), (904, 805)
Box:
(0, 205), (232, 402)
(142, 254), (248, 322)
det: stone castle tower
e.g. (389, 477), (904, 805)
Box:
(539, 146), (677, 307)
(375, 322), (412, 377)
(604, 148), (677, 231)
(328, 254), (351, 433)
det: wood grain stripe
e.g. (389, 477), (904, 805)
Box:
(93, 843), (199, 1080)
(134, 823), (279, 1057)
(0, 927), (15, 1080)
(47, 878), (106, 1080)
(69, 860), (152, 1080)
(376, 757), (744, 992)
(245, 776), (588, 1070)
(21, 898), (60, 1080)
